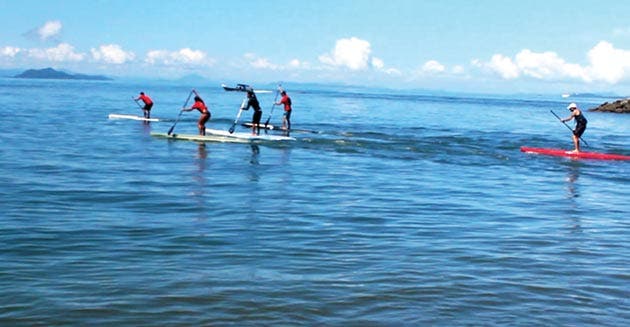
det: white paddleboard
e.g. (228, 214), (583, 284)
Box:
(204, 128), (295, 141)
(151, 129), (295, 143)
(151, 132), (250, 143)
(108, 113), (162, 122)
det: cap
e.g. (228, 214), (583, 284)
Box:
(567, 103), (577, 109)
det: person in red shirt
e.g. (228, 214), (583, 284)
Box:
(183, 95), (211, 135)
(134, 92), (153, 118)
(275, 90), (292, 132)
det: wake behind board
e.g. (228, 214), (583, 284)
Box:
(520, 146), (630, 161)
(108, 113), (162, 122)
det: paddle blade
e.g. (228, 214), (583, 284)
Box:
(167, 126), (175, 135)
(228, 124), (235, 134)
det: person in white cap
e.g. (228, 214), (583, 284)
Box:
(561, 103), (587, 153)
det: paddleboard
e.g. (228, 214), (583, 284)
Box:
(204, 128), (295, 141)
(241, 122), (319, 134)
(108, 113), (162, 122)
(151, 132), (250, 143)
(242, 122), (284, 131)
(151, 129), (295, 143)
(520, 146), (630, 161)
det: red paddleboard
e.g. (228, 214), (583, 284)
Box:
(520, 147), (630, 161)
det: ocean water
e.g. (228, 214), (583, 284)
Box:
(0, 78), (628, 326)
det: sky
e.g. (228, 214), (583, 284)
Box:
(1, 0), (630, 94)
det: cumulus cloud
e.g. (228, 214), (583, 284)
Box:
(371, 57), (384, 70)
(319, 37), (372, 70)
(288, 59), (301, 68)
(585, 41), (630, 83)
(451, 65), (465, 74)
(38, 21), (62, 41)
(1, 46), (21, 57)
(243, 53), (278, 69)
(241, 53), (310, 71)
(27, 43), (84, 62)
(422, 60), (446, 73)
(91, 44), (135, 64)
(145, 48), (212, 66)
(318, 37), (399, 75)
(475, 41), (630, 84)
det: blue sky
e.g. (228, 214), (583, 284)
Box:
(1, 0), (629, 94)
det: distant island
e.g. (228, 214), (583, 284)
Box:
(590, 98), (630, 113)
(14, 67), (112, 81)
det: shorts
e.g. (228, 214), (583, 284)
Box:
(573, 123), (586, 137)
(199, 112), (210, 125)
(144, 103), (153, 111)
(283, 110), (292, 120)
(253, 110), (262, 124)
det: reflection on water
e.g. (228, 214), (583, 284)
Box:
(250, 144), (260, 164)
(192, 142), (208, 220)
(139, 121), (152, 135)
(249, 144), (260, 182)
(564, 163), (582, 233)
(197, 142), (208, 160)
(565, 164), (580, 199)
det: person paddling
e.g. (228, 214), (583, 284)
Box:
(242, 88), (263, 135)
(561, 102), (587, 153)
(275, 90), (292, 133)
(134, 92), (153, 119)
(182, 94), (210, 135)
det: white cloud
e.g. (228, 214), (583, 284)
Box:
(487, 54), (520, 79)
(319, 37), (372, 70)
(91, 44), (135, 64)
(451, 65), (465, 74)
(371, 57), (384, 70)
(145, 48), (212, 66)
(515, 49), (584, 80)
(584, 41), (630, 84)
(38, 21), (62, 41)
(242, 53), (277, 69)
(1, 46), (21, 57)
(28, 43), (84, 62)
(288, 59), (301, 68)
(422, 60), (446, 73)
(476, 41), (630, 84)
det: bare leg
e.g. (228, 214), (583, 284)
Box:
(573, 135), (580, 152)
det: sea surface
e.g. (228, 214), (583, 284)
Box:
(0, 78), (628, 326)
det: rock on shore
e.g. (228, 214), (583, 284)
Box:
(590, 98), (630, 113)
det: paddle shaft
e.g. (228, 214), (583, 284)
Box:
(132, 97), (143, 110)
(228, 107), (244, 134)
(264, 84), (283, 131)
(550, 110), (588, 146)
(229, 97), (248, 133)
(167, 90), (194, 135)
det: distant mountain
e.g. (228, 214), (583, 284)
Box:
(14, 67), (112, 81)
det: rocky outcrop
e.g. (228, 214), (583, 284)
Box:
(590, 98), (630, 113)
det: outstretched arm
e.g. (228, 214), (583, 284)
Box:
(561, 111), (575, 122)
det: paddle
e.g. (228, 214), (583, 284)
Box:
(167, 89), (194, 135)
(132, 97), (143, 110)
(263, 84), (283, 133)
(228, 99), (247, 134)
(550, 110), (589, 147)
